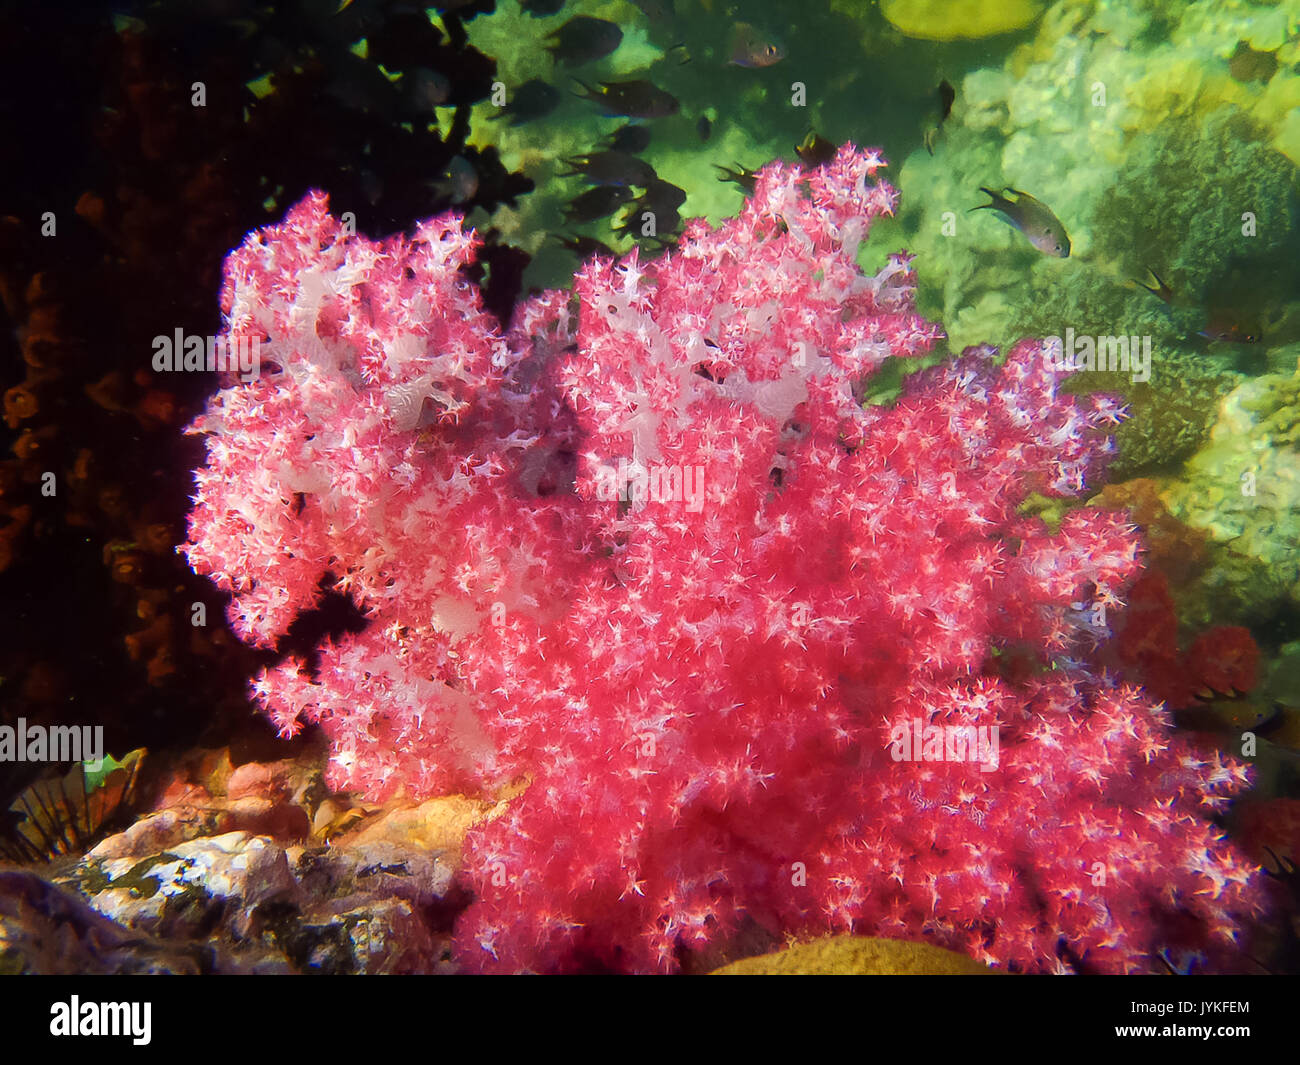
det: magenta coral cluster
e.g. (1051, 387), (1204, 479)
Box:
(183, 145), (1266, 973)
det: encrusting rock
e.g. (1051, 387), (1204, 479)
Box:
(3, 745), (492, 974)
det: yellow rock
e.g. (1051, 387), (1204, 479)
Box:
(343, 794), (490, 860)
(881, 0), (1044, 41)
(712, 935), (997, 975)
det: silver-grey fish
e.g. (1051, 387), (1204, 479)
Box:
(728, 22), (785, 68)
(971, 186), (1070, 257)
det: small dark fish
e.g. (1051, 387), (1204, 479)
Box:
(939, 78), (956, 122)
(728, 22), (785, 68)
(665, 42), (693, 66)
(715, 162), (759, 195)
(563, 185), (635, 224)
(616, 180), (685, 241)
(441, 155), (478, 205)
(493, 78), (562, 126)
(326, 51), (400, 116)
(553, 233), (616, 258)
(1136, 269), (1262, 343)
(971, 186), (1070, 257)
(697, 115), (712, 141)
(795, 132), (836, 167)
(616, 200), (680, 242)
(404, 67), (450, 112)
(575, 79), (680, 119)
(546, 16), (623, 66)
(640, 177), (686, 211)
(925, 79), (956, 155)
(1177, 699), (1281, 736)
(521, 0), (565, 16)
(601, 123), (651, 153)
(628, 0), (674, 22)
(1200, 313), (1261, 344)
(561, 149), (657, 187)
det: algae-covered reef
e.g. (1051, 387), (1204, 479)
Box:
(896, 0), (1300, 478)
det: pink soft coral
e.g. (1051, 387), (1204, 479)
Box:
(183, 146), (1266, 973)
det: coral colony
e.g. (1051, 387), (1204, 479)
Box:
(183, 145), (1266, 974)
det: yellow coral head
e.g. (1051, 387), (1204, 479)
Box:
(881, 0), (1044, 41)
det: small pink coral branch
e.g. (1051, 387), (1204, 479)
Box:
(183, 146), (1266, 973)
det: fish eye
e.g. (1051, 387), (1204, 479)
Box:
(767, 45), (778, 56)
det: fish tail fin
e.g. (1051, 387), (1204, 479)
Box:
(1136, 267), (1173, 304)
(969, 186), (1004, 212)
(667, 42), (692, 65)
(571, 78), (596, 100)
